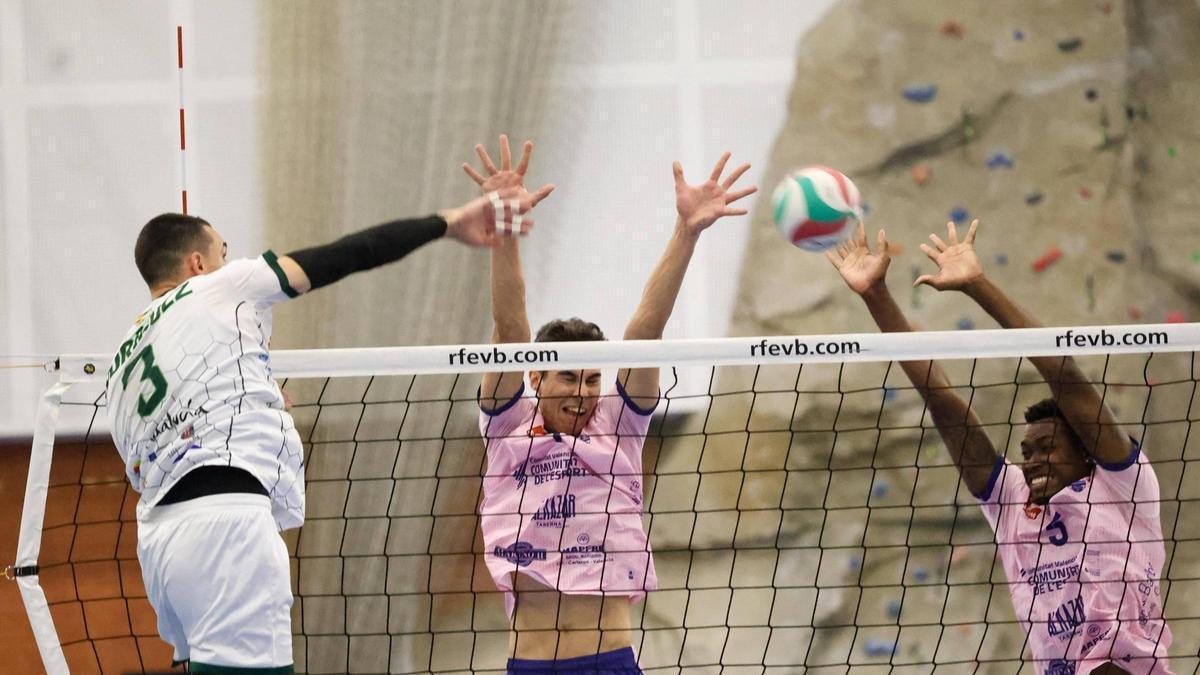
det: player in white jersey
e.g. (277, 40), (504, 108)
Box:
(827, 221), (1172, 675)
(106, 186), (551, 673)
(467, 136), (756, 672)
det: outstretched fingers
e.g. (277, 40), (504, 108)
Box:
(528, 183), (556, 208)
(877, 228), (890, 255)
(462, 163), (487, 186)
(499, 135), (512, 171)
(710, 152), (731, 182)
(965, 218), (979, 244)
(724, 186), (757, 204)
(919, 242), (940, 263)
(475, 144), (498, 175)
(516, 140), (533, 176)
(673, 161), (685, 186)
(929, 232), (948, 252)
(721, 163), (751, 190)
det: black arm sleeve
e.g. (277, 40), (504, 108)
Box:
(286, 214), (448, 291)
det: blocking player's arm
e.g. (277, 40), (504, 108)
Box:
(917, 220), (1132, 466)
(619, 153), (757, 408)
(463, 136), (555, 410)
(829, 226), (1001, 497)
(279, 188), (537, 297)
(481, 236), (532, 409)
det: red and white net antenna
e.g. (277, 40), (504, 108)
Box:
(176, 25), (188, 214)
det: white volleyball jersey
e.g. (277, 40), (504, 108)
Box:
(106, 252), (306, 530)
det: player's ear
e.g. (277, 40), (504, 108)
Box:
(528, 370), (541, 392)
(184, 250), (206, 276)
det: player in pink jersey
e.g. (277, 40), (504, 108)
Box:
(465, 135), (756, 673)
(828, 221), (1172, 675)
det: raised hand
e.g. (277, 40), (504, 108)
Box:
(674, 152), (757, 236)
(914, 219), (983, 290)
(443, 187), (539, 248)
(463, 134), (555, 207)
(826, 222), (892, 295)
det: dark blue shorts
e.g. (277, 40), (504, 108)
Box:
(507, 647), (642, 674)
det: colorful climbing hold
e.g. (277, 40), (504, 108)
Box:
(1168, 146), (1178, 158)
(1025, 192), (1044, 206)
(912, 162), (932, 186)
(1086, 274), (1095, 312)
(1085, 88), (1098, 101)
(913, 567), (930, 582)
(865, 639), (897, 657)
(1057, 37), (1083, 52)
(1079, 186), (1093, 199)
(939, 19), (964, 39)
(1167, 311), (1186, 324)
(996, 253), (1009, 266)
(1105, 251), (1127, 263)
(1032, 247), (1062, 272)
(849, 556), (862, 571)
(1013, 29), (1025, 41)
(1128, 307), (1143, 320)
(986, 151), (1014, 169)
(872, 480), (890, 498)
(956, 316), (975, 331)
(1190, 250), (1200, 263)
(886, 600), (903, 619)
(903, 84), (939, 103)
(949, 207), (969, 224)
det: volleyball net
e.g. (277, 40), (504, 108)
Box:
(12, 323), (1200, 673)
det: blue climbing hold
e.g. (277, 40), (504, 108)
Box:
(1013, 29), (1025, 41)
(1025, 192), (1044, 206)
(986, 151), (1014, 169)
(887, 599), (903, 619)
(949, 207), (969, 224)
(995, 253), (1009, 266)
(903, 84), (938, 103)
(865, 638), (897, 657)
(956, 317), (975, 331)
(913, 567), (930, 582)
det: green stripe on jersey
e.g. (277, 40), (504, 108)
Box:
(262, 250), (300, 298)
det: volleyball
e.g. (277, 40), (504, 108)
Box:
(771, 166), (863, 251)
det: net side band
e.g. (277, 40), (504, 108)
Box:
(54, 322), (1198, 382)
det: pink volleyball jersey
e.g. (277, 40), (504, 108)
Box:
(479, 382), (657, 617)
(977, 441), (1173, 675)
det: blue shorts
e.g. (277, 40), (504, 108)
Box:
(507, 647), (642, 674)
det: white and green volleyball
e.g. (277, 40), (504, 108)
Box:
(771, 166), (863, 251)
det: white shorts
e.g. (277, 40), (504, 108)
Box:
(137, 493), (293, 670)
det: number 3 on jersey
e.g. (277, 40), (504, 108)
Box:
(122, 345), (168, 418)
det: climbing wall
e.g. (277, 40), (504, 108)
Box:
(705, 0), (1200, 669)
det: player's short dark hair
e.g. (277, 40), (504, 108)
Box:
(135, 213), (213, 286)
(535, 318), (606, 343)
(1024, 398), (1089, 458)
